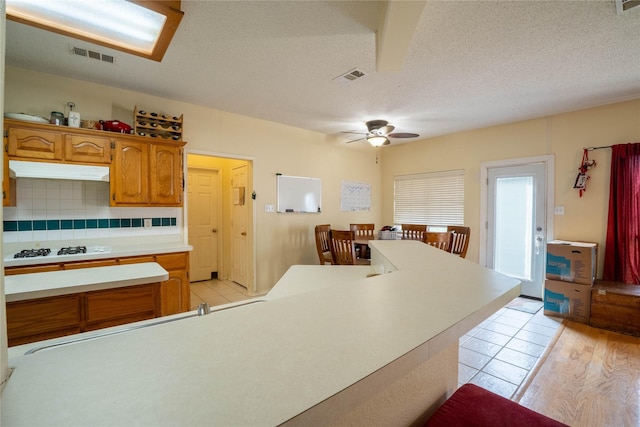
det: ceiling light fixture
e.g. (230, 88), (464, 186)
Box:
(367, 136), (388, 147)
(6, 0), (184, 62)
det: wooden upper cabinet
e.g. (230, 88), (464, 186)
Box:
(6, 126), (64, 160)
(3, 138), (16, 207)
(111, 139), (149, 205)
(150, 143), (183, 205)
(64, 134), (111, 164)
(111, 139), (184, 206)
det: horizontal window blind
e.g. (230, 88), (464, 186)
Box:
(394, 170), (464, 226)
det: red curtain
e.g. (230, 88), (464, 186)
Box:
(603, 143), (640, 284)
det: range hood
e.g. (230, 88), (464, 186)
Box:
(9, 160), (110, 182)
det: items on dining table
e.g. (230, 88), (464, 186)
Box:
(379, 225), (398, 240)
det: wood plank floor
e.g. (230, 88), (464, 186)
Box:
(517, 320), (640, 426)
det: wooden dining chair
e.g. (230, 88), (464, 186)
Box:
(329, 229), (370, 265)
(350, 223), (375, 259)
(314, 224), (333, 265)
(424, 231), (454, 253)
(401, 224), (427, 241)
(447, 226), (470, 258)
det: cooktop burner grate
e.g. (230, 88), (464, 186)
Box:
(14, 248), (52, 258)
(58, 246), (87, 255)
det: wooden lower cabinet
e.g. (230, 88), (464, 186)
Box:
(5, 251), (190, 346)
(156, 253), (190, 316)
(7, 294), (83, 346)
(84, 283), (160, 331)
(6, 283), (160, 347)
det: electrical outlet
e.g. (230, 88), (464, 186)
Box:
(554, 206), (565, 215)
(144, 218), (152, 229)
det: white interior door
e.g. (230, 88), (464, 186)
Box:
(486, 162), (548, 298)
(187, 168), (220, 282)
(231, 165), (249, 288)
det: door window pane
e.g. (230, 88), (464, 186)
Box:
(494, 176), (533, 281)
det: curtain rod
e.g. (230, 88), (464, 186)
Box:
(585, 145), (612, 151)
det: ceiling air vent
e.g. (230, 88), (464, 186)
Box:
(333, 68), (367, 86)
(71, 46), (116, 64)
(616, 0), (640, 14)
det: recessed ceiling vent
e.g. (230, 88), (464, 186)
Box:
(616, 0), (640, 14)
(333, 68), (367, 86)
(71, 46), (115, 64)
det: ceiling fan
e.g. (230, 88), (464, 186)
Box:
(342, 120), (419, 147)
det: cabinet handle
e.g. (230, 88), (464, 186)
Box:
(212, 228), (217, 233)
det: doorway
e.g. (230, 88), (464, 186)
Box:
(480, 156), (554, 299)
(186, 153), (254, 293)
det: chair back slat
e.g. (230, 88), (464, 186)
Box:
(329, 229), (357, 265)
(447, 226), (470, 258)
(314, 224), (333, 264)
(401, 224), (427, 241)
(424, 231), (453, 252)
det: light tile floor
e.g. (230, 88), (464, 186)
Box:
(192, 282), (562, 400)
(458, 298), (563, 399)
(190, 279), (252, 310)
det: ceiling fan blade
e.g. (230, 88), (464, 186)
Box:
(383, 139), (391, 146)
(345, 137), (366, 144)
(341, 131), (367, 135)
(388, 132), (419, 138)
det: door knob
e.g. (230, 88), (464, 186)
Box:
(212, 228), (217, 233)
(241, 232), (247, 236)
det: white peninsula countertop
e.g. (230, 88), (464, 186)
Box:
(4, 262), (169, 302)
(2, 240), (520, 426)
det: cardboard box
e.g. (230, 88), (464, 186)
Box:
(543, 279), (591, 323)
(546, 240), (597, 285)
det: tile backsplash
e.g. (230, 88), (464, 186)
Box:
(3, 178), (181, 243)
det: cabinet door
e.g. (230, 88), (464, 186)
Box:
(150, 143), (183, 205)
(111, 139), (149, 205)
(3, 136), (16, 207)
(156, 252), (190, 315)
(64, 134), (111, 164)
(6, 294), (83, 346)
(84, 283), (160, 331)
(7, 126), (64, 160)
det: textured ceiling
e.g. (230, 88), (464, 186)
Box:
(4, 1), (640, 146)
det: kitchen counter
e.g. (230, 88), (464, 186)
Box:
(4, 262), (169, 302)
(3, 240), (192, 267)
(2, 240), (520, 426)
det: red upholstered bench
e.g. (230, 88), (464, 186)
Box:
(424, 383), (567, 426)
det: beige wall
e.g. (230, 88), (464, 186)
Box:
(381, 99), (640, 277)
(4, 66), (381, 294)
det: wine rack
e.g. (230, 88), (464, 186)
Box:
(133, 106), (183, 142)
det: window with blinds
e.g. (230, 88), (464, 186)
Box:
(393, 170), (464, 226)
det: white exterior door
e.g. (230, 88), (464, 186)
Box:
(231, 165), (249, 288)
(187, 168), (220, 282)
(485, 161), (551, 298)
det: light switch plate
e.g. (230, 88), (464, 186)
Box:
(144, 218), (152, 229)
(554, 206), (565, 215)
(264, 204), (275, 213)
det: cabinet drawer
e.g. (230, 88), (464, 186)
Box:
(156, 252), (188, 270)
(64, 135), (111, 164)
(7, 294), (82, 342)
(5, 264), (63, 276)
(7, 127), (64, 160)
(118, 255), (156, 265)
(64, 259), (119, 270)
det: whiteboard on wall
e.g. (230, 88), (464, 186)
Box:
(276, 175), (322, 213)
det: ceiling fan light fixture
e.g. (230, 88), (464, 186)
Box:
(367, 136), (388, 147)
